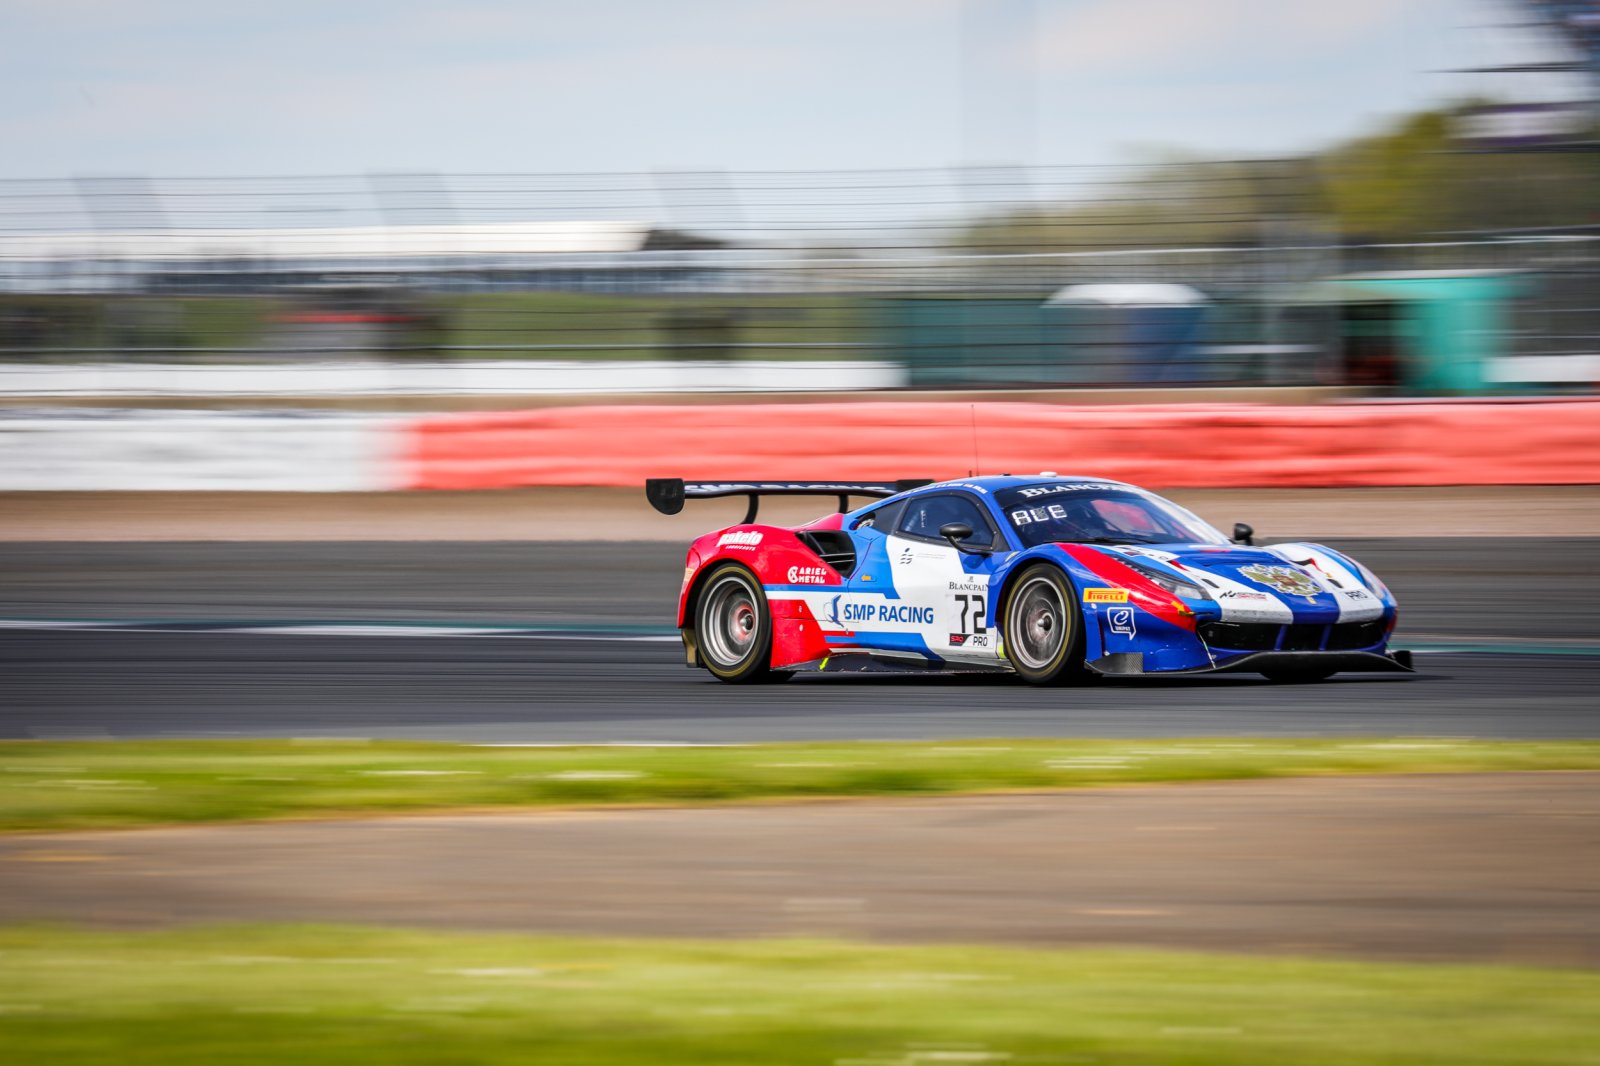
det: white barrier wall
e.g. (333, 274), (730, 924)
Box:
(0, 360), (906, 397)
(0, 413), (399, 491)
(7, 399), (1598, 493)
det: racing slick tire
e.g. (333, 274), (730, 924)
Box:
(1258, 666), (1338, 684)
(694, 562), (785, 684)
(1002, 563), (1088, 686)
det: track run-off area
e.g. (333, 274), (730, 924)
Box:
(3, 538), (1597, 742)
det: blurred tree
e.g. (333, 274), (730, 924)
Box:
(956, 106), (1600, 252)
(1320, 108), (1600, 238)
(958, 156), (1306, 253)
(1318, 110), (1456, 238)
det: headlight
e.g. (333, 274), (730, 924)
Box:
(1123, 559), (1209, 600)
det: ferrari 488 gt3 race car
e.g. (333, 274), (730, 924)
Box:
(647, 475), (1412, 685)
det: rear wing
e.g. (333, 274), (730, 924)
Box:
(646, 478), (934, 524)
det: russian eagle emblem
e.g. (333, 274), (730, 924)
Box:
(1238, 564), (1322, 600)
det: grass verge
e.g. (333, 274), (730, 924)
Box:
(2, 737), (1598, 832)
(1, 924), (1597, 1065)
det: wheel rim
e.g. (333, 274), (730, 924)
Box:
(700, 573), (761, 668)
(1011, 575), (1068, 670)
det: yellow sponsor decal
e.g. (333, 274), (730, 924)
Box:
(1083, 587), (1129, 604)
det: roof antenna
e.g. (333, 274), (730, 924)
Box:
(969, 404), (981, 476)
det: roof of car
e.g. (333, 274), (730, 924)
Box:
(915, 474), (1136, 494)
(841, 475), (1139, 518)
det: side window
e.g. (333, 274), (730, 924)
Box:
(895, 493), (998, 548)
(854, 498), (905, 532)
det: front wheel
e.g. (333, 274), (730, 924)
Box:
(694, 563), (782, 684)
(1002, 564), (1088, 686)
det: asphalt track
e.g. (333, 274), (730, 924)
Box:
(3, 539), (1599, 741)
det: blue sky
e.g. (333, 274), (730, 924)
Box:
(0, 0), (1577, 178)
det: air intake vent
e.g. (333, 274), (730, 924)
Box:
(1327, 619), (1385, 650)
(795, 530), (857, 578)
(1197, 621), (1279, 650)
(1281, 623), (1327, 651)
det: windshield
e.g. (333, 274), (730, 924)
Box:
(996, 482), (1229, 548)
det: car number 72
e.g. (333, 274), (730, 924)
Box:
(954, 593), (987, 635)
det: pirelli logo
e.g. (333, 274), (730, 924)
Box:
(1083, 587), (1130, 604)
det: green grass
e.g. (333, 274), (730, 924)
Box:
(442, 292), (873, 358)
(0, 924), (1596, 1065)
(2, 738), (1598, 833)
(172, 296), (275, 350)
(0, 291), (878, 359)
(0, 294), (276, 354)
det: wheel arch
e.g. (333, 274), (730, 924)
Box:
(681, 555), (763, 667)
(689, 557), (788, 682)
(990, 548), (1105, 665)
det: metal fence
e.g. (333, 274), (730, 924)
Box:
(0, 166), (1595, 392)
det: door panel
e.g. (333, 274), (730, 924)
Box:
(883, 534), (1005, 662)
(832, 492), (1010, 663)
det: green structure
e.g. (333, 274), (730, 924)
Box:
(877, 271), (1528, 393)
(875, 297), (1064, 387)
(877, 286), (1213, 388)
(1308, 271), (1527, 394)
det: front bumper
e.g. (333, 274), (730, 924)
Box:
(1087, 648), (1414, 677)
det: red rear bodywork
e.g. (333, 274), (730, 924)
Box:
(677, 519), (845, 669)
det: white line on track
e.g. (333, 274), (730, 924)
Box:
(0, 619), (129, 630)
(3, 620), (1590, 655)
(229, 625), (534, 637)
(0, 619), (679, 641)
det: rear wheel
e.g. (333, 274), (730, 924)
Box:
(1002, 564), (1087, 686)
(695, 563), (781, 684)
(1259, 666), (1338, 684)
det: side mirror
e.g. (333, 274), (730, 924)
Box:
(1232, 522), (1255, 546)
(940, 522), (991, 556)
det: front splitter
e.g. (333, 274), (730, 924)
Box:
(1088, 649), (1415, 677)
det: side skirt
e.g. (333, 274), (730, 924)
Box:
(791, 651), (1015, 676)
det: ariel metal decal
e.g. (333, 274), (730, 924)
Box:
(1238, 563), (1321, 600)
